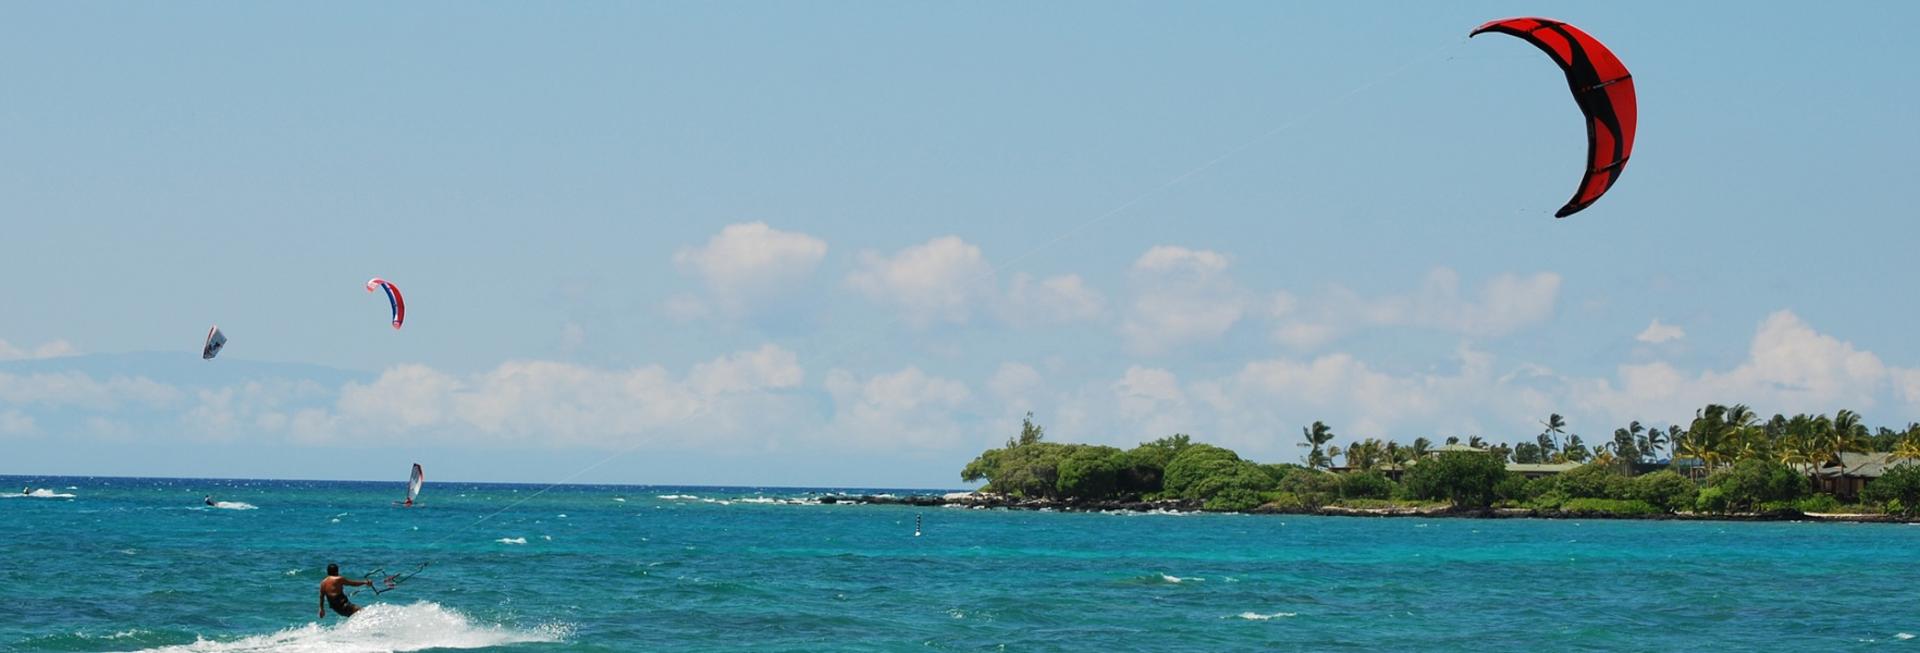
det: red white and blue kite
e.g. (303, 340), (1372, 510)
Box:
(366, 278), (405, 330)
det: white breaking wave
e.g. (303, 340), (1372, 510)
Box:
(496, 537), (527, 545)
(1234, 611), (1298, 621)
(655, 494), (699, 500)
(128, 601), (568, 653)
(1160, 574), (1203, 584)
(5, 489), (76, 499)
(210, 501), (257, 511)
(1897, 632), (1915, 640)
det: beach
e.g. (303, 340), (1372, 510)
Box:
(6, 475), (1920, 651)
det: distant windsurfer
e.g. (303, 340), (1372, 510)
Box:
(20, 486), (28, 495)
(318, 563), (373, 618)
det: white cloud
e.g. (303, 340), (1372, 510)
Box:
(1636, 319), (1686, 344)
(825, 367), (972, 450)
(987, 362), (1042, 402)
(291, 345), (816, 450)
(1121, 246), (1246, 354)
(0, 338), (77, 361)
(1580, 311), (1902, 422)
(1271, 268), (1561, 348)
(0, 409), (35, 437)
(846, 237), (1107, 329)
(1001, 273), (1105, 325)
(847, 236), (996, 326)
(0, 372), (183, 410)
(687, 344), (805, 394)
(672, 222), (828, 317)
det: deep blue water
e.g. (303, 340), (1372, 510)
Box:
(4, 475), (1919, 652)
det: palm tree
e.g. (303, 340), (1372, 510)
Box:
(1467, 435), (1486, 449)
(1411, 437), (1434, 458)
(1826, 409), (1869, 475)
(1540, 413), (1568, 454)
(1302, 421), (1337, 470)
(1894, 428), (1920, 462)
(1565, 434), (1590, 463)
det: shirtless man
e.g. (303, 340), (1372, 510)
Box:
(318, 563), (374, 618)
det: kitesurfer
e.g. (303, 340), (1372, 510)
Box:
(318, 563), (374, 618)
(204, 495), (216, 507)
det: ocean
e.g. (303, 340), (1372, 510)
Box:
(3, 475), (1918, 652)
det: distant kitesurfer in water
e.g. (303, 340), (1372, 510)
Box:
(204, 495), (216, 506)
(318, 563), (373, 618)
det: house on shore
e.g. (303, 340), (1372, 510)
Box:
(1798, 452), (1916, 500)
(1506, 462), (1584, 479)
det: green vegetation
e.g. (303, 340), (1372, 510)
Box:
(1402, 452), (1508, 508)
(1862, 465), (1920, 516)
(959, 408), (1920, 520)
(1558, 498), (1661, 517)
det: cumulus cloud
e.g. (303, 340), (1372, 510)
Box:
(0, 338), (77, 361)
(672, 222), (828, 317)
(0, 371), (182, 410)
(1121, 246), (1247, 354)
(849, 237), (1107, 328)
(847, 236), (995, 326)
(1578, 311), (1903, 422)
(1271, 268), (1561, 348)
(0, 409), (35, 437)
(825, 367), (973, 450)
(1636, 319), (1686, 344)
(1001, 273), (1105, 325)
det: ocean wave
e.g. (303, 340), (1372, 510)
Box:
(1136, 573), (1204, 585)
(1898, 632), (1915, 640)
(125, 601), (568, 653)
(496, 537), (527, 545)
(655, 494), (699, 500)
(210, 501), (257, 511)
(4, 489), (76, 499)
(1233, 611), (1298, 621)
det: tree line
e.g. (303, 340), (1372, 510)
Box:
(962, 406), (1920, 517)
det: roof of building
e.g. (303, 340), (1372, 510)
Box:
(1505, 462), (1583, 474)
(1798, 452), (1920, 479)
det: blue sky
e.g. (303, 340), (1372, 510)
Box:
(3, 3), (1917, 487)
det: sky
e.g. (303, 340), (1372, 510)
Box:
(3, 3), (1918, 487)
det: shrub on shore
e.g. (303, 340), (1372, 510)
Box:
(1403, 452), (1509, 508)
(1338, 471), (1395, 500)
(1699, 459), (1808, 513)
(1559, 498), (1660, 517)
(1862, 465), (1920, 517)
(1629, 470), (1698, 513)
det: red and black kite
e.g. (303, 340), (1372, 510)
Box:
(1471, 17), (1636, 218)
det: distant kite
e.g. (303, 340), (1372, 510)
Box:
(1471, 17), (1636, 218)
(366, 278), (405, 329)
(202, 325), (227, 360)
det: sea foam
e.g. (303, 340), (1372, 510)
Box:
(210, 501), (257, 511)
(127, 601), (567, 653)
(4, 489), (76, 499)
(1233, 611), (1298, 621)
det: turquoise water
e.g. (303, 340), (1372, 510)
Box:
(5, 476), (1920, 652)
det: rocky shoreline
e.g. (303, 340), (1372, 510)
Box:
(819, 493), (1919, 524)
